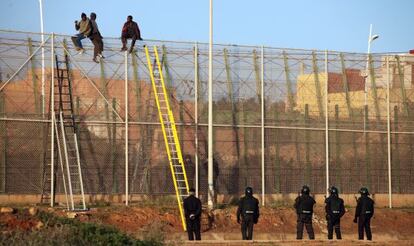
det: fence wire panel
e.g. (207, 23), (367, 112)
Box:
(1, 30), (414, 198)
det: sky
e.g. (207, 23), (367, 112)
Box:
(0, 0), (413, 53)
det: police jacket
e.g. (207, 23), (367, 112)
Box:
(183, 195), (202, 220)
(325, 195), (345, 218)
(237, 195), (259, 221)
(294, 194), (316, 215)
(355, 195), (374, 218)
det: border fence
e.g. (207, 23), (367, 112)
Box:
(0, 30), (413, 205)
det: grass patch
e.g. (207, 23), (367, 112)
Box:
(0, 210), (164, 246)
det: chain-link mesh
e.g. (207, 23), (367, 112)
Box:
(1, 30), (414, 198)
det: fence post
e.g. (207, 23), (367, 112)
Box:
(260, 45), (265, 205)
(393, 106), (400, 193)
(50, 33), (55, 207)
(194, 43), (199, 197)
(325, 50), (329, 195)
(365, 105), (371, 189)
(124, 51), (129, 206)
(386, 56), (392, 208)
(335, 105), (342, 188)
(112, 98), (118, 193)
(305, 104), (311, 186)
(0, 93), (6, 193)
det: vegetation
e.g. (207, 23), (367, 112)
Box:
(0, 211), (164, 246)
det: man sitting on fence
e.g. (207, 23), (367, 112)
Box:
(71, 13), (92, 54)
(120, 15), (142, 53)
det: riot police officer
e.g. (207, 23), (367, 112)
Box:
(183, 188), (202, 240)
(325, 186), (345, 239)
(237, 187), (259, 240)
(354, 187), (374, 240)
(294, 185), (316, 240)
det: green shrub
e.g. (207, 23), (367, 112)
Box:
(0, 211), (164, 246)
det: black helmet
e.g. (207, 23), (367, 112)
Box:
(245, 186), (253, 196)
(301, 185), (310, 195)
(359, 187), (369, 196)
(329, 186), (338, 195)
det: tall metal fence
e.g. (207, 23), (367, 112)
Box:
(0, 30), (413, 202)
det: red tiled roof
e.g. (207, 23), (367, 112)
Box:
(328, 69), (365, 93)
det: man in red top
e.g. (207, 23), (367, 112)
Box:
(121, 15), (142, 53)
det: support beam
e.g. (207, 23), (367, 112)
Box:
(253, 49), (261, 103)
(283, 51), (295, 112)
(339, 53), (359, 186)
(368, 54), (381, 122)
(223, 48), (240, 160)
(28, 38), (40, 114)
(395, 56), (410, 118)
(161, 45), (173, 89)
(99, 56), (111, 143)
(312, 52), (325, 120)
(339, 53), (353, 120)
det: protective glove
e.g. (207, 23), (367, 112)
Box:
(353, 218), (358, 223)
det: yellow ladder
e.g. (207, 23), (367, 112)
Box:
(144, 45), (190, 231)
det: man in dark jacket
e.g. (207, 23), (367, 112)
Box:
(325, 186), (345, 240)
(237, 186), (259, 240)
(294, 185), (316, 240)
(354, 187), (374, 240)
(89, 12), (104, 63)
(121, 15), (142, 53)
(183, 188), (202, 240)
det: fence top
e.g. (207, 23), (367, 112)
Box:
(0, 28), (409, 56)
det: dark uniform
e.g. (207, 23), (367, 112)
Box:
(183, 189), (202, 240)
(237, 187), (259, 240)
(354, 187), (374, 240)
(325, 186), (345, 240)
(294, 185), (316, 240)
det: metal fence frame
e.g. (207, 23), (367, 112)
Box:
(1, 29), (414, 208)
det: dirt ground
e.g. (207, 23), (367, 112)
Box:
(1, 205), (414, 245)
